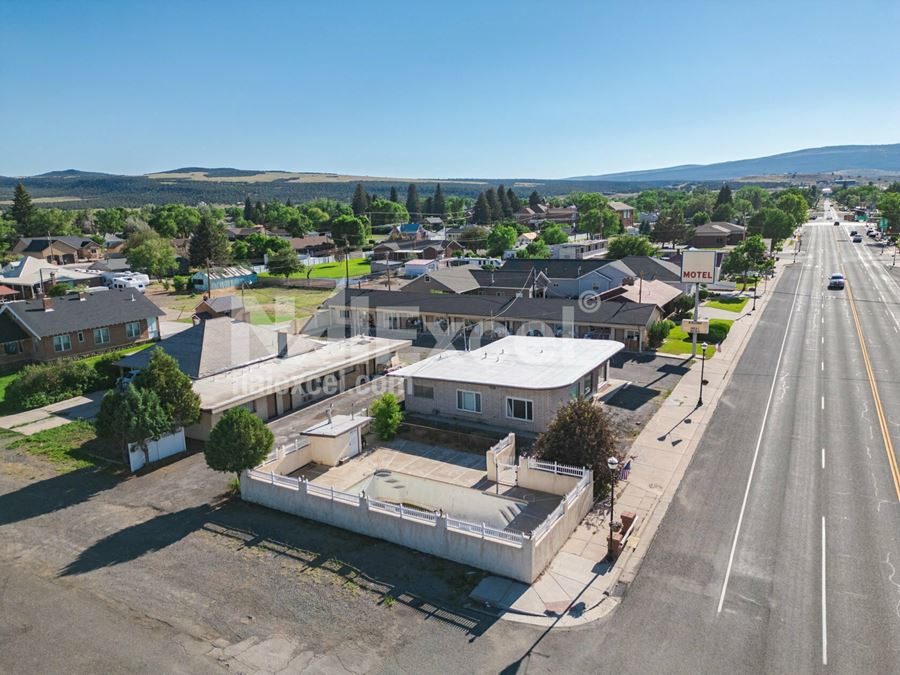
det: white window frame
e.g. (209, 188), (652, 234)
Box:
(505, 396), (534, 421)
(93, 326), (110, 345)
(125, 321), (141, 339)
(456, 389), (482, 414)
(53, 334), (72, 352)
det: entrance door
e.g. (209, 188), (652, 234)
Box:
(347, 428), (361, 458)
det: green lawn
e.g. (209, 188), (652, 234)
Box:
(7, 420), (122, 472)
(705, 296), (749, 313)
(149, 285), (335, 325)
(260, 257), (372, 280)
(0, 372), (19, 415)
(656, 319), (736, 358)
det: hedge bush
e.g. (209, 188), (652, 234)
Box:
(706, 319), (731, 344)
(648, 320), (674, 348)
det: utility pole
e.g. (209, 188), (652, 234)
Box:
(206, 258), (212, 296)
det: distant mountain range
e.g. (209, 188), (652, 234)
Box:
(570, 144), (900, 182)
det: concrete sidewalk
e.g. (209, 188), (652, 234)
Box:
(0, 391), (104, 436)
(470, 256), (794, 627)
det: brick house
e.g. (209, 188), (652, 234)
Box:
(0, 289), (164, 366)
(12, 236), (103, 264)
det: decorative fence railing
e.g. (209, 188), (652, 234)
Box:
(245, 469), (523, 546)
(526, 457), (588, 478)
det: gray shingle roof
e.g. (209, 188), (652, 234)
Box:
(2, 289), (164, 338)
(617, 256), (682, 283)
(325, 289), (658, 327)
(499, 258), (614, 279)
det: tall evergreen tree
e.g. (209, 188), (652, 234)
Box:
(473, 192), (491, 224)
(485, 188), (501, 222)
(11, 183), (34, 227)
(352, 183), (368, 216)
(529, 190), (542, 210)
(285, 198), (293, 207)
(423, 196), (434, 217)
(507, 188), (522, 213)
(715, 184), (733, 207)
(189, 214), (230, 267)
(496, 184), (512, 218)
(254, 201), (264, 223)
(406, 184), (419, 222)
(433, 183), (446, 217)
(243, 197), (254, 222)
(389, 186), (399, 203)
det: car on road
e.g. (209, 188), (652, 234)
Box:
(849, 230), (858, 236)
(834, 221), (840, 226)
(852, 235), (863, 243)
(828, 273), (845, 290)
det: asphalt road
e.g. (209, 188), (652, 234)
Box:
(2, 208), (900, 673)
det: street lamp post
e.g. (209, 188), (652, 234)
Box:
(697, 341), (709, 407)
(607, 456), (619, 561)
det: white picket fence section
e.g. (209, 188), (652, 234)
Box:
(526, 457), (588, 478)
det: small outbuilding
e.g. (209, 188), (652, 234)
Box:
(191, 266), (257, 291)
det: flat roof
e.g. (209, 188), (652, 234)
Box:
(303, 414), (371, 437)
(193, 335), (410, 413)
(390, 335), (623, 390)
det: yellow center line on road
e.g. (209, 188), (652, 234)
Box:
(841, 256), (900, 502)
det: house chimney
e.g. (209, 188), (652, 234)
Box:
(277, 330), (288, 356)
(42, 296), (53, 311)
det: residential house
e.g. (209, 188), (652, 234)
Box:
(423, 216), (443, 228)
(516, 231), (539, 248)
(103, 233), (127, 254)
(13, 236), (103, 264)
(394, 336), (624, 434)
(550, 239), (607, 260)
(88, 257), (131, 275)
(191, 266), (257, 292)
(0, 286), (19, 302)
(402, 267), (535, 298)
(373, 239), (462, 263)
(389, 223), (427, 241)
(116, 318), (410, 440)
(690, 222), (747, 248)
(0, 288), (163, 366)
(617, 256), (683, 287)
(289, 234), (335, 258)
(601, 278), (683, 315)
(499, 258), (634, 298)
(0, 257), (101, 299)
(225, 224), (266, 240)
(321, 289), (661, 351)
(403, 259), (439, 278)
(608, 201), (636, 230)
(193, 295), (248, 322)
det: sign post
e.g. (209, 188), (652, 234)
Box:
(680, 251), (718, 357)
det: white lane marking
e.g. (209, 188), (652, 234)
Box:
(821, 396), (825, 410)
(821, 361), (824, 371)
(822, 516), (828, 665)
(717, 265), (805, 614)
(821, 336), (824, 344)
(821, 447), (825, 469)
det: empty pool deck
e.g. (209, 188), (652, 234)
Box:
(287, 438), (560, 533)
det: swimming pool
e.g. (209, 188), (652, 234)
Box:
(348, 470), (529, 529)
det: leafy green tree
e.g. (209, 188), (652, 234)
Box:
(532, 398), (621, 493)
(877, 192), (900, 232)
(126, 233), (177, 278)
(149, 204), (201, 238)
(459, 226), (488, 249)
(529, 190), (542, 209)
(569, 192), (607, 214)
(712, 203), (735, 223)
(10, 183), (34, 227)
(433, 183), (446, 217)
(331, 214), (369, 247)
(473, 192), (491, 224)
(352, 183), (368, 216)
(606, 236), (657, 259)
(189, 214), (230, 266)
(539, 223), (568, 245)
(486, 224), (518, 256)
(601, 208), (621, 237)
(368, 198), (409, 228)
(748, 207), (794, 249)
(204, 407), (274, 479)
(94, 207), (128, 234)
(268, 248), (304, 277)
(735, 185), (768, 210)
(521, 238), (550, 258)
(722, 235), (767, 289)
(579, 208), (603, 237)
(133, 348), (200, 430)
(776, 192), (808, 226)
(24, 207), (76, 237)
(405, 184), (420, 222)
(651, 208), (691, 246)
(96, 384), (173, 465)
(371, 392), (403, 441)
(692, 211), (710, 226)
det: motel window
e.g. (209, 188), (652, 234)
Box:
(93, 326), (110, 345)
(244, 400), (257, 413)
(125, 321), (141, 339)
(53, 334), (72, 352)
(582, 372), (593, 397)
(625, 330), (640, 341)
(4, 342), (19, 355)
(456, 389), (482, 413)
(413, 384), (434, 399)
(505, 397), (533, 421)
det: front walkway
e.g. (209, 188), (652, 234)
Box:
(0, 391), (104, 436)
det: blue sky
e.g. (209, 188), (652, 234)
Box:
(2, 0), (898, 178)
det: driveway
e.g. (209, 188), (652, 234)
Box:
(0, 391), (104, 436)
